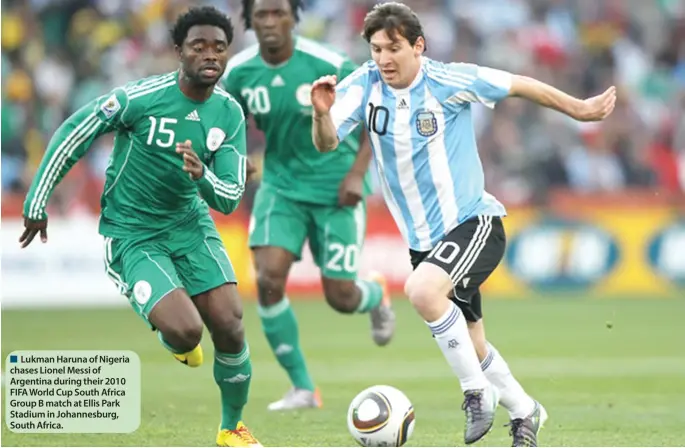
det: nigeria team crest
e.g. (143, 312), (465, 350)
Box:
(207, 127), (226, 152)
(416, 110), (438, 137)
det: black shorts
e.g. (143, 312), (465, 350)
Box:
(409, 215), (506, 322)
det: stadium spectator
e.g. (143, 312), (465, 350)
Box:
(2, 0), (683, 216)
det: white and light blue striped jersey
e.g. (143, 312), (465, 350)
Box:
(330, 57), (512, 251)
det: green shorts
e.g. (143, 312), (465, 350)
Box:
(248, 183), (366, 280)
(103, 214), (236, 328)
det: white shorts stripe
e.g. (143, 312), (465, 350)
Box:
(103, 237), (128, 294)
(204, 239), (230, 283)
(449, 216), (493, 284)
(442, 216), (486, 281)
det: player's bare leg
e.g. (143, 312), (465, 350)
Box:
(468, 319), (547, 447)
(194, 283), (261, 447)
(149, 289), (205, 367)
(405, 263), (498, 445)
(321, 276), (395, 346)
(253, 246), (321, 411)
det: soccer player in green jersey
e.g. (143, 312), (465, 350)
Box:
(19, 7), (262, 447)
(222, 0), (396, 411)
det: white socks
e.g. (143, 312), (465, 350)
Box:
(426, 302), (489, 391)
(426, 302), (537, 418)
(481, 342), (536, 419)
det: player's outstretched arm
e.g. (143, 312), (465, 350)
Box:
(311, 75), (340, 153)
(186, 119), (247, 215)
(440, 62), (616, 123)
(20, 89), (129, 248)
(509, 75), (616, 122)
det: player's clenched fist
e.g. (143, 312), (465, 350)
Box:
(311, 74), (337, 115)
(176, 140), (204, 180)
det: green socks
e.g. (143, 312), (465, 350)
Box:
(159, 330), (251, 431)
(259, 283), (382, 393)
(259, 298), (315, 391)
(214, 344), (252, 430)
(354, 279), (384, 313)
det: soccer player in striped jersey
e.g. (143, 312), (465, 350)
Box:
(221, 0), (395, 412)
(310, 2), (616, 446)
(19, 7), (262, 447)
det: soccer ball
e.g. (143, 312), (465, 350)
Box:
(347, 385), (415, 447)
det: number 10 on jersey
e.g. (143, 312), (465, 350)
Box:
(367, 103), (389, 135)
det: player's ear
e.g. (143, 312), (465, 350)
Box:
(174, 45), (183, 60)
(414, 37), (425, 57)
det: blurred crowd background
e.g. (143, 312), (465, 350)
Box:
(2, 0), (684, 217)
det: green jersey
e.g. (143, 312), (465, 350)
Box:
(23, 71), (248, 240)
(222, 36), (371, 205)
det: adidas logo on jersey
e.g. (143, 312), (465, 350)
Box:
(397, 98), (408, 109)
(271, 75), (285, 87)
(185, 110), (200, 121)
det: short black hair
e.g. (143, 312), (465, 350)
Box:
(241, 0), (303, 29)
(171, 6), (234, 47)
(362, 2), (425, 49)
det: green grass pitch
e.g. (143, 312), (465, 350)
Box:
(2, 297), (684, 447)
